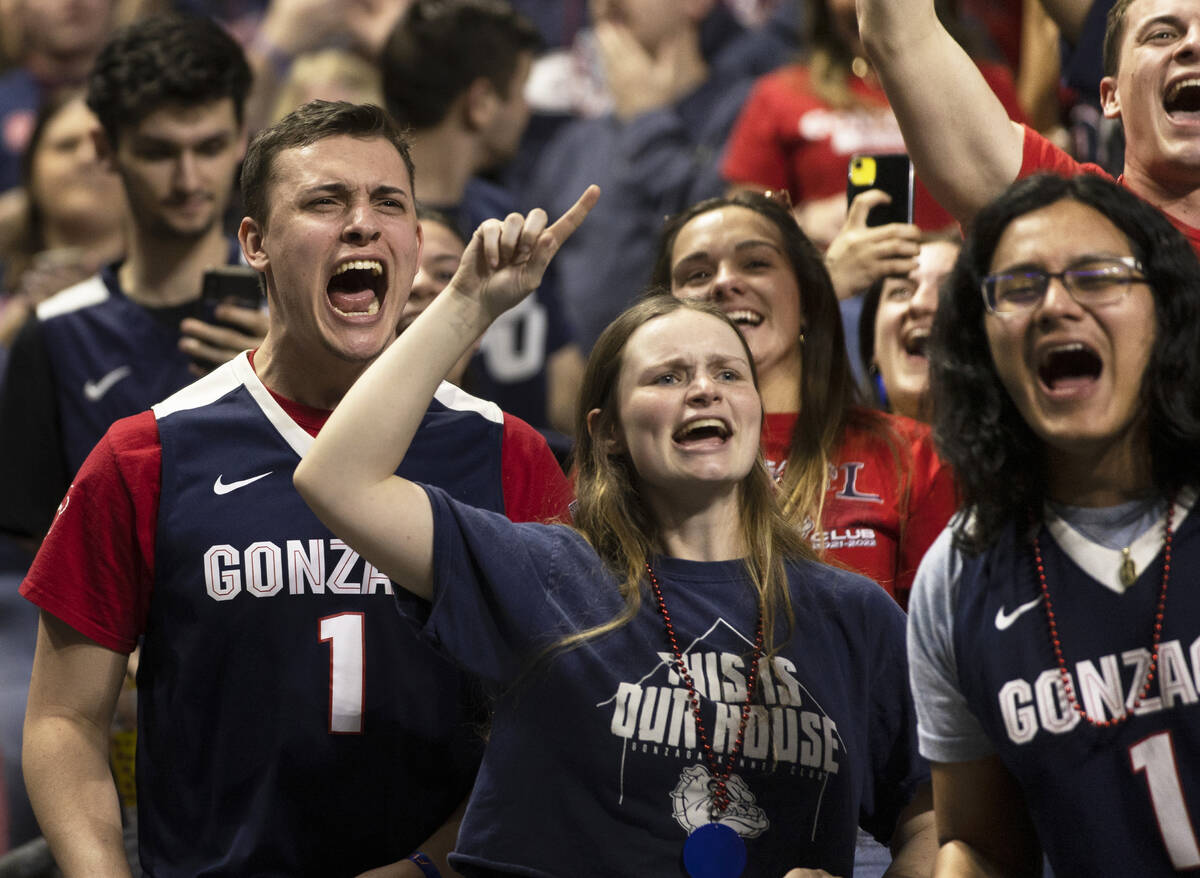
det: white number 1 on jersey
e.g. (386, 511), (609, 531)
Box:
(320, 612), (365, 734)
(1130, 730), (1200, 869)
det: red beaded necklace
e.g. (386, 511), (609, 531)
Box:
(645, 562), (763, 818)
(1033, 498), (1174, 728)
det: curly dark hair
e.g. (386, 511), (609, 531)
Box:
(86, 14), (251, 147)
(381, 0), (540, 130)
(931, 173), (1200, 554)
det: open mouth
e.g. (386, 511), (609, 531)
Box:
(725, 309), (764, 328)
(902, 328), (930, 359)
(328, 259), (386, 316)
(1037, 342), (1102, 392)
(1164, 78), (1200, 119)
(673, 417), (731, 445)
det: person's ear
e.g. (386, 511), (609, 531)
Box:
(1099, 75), (1122, 121)
(586, 408), (625, 455)
(239, 216), (269, 273)
(464, 76), (498, 132)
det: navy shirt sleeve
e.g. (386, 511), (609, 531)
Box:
(420, 483), (616, 685)
(0, 316), (69, 539)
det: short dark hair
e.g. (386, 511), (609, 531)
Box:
(86, 14), (251, 146)
(381, 0), (540, 129)
(241, 100), (416, 227)
(930, 173), (1200, 553)
(1102, 0), (1139, 77)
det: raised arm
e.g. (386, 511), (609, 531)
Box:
(23, 612), (132, 877)
(855, 0), (1026, 224)
(294, 187), (599, 597)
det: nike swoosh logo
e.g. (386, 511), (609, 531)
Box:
(213, 471), (273, 495)
(83, 366), (132, 402)
(995, 595), (1044, 631)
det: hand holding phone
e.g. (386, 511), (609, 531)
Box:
(201, 266), (263, 320)
(826, 170), (921, 300)
(183, 267), (267, 374)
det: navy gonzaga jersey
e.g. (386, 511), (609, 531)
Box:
(141, 354), (506, 877)
(953, 497), (1200, 875)
(38, 269), (197, 472)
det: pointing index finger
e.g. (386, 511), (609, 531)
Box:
(545, 185), (601, 249)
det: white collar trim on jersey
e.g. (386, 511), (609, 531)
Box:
(231, 352), (316, 458)
(1044, 487), (1197, 595)
(150, 351), (315, 458)
(159, 352), (497, 459)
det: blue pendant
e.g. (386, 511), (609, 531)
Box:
(683, 822), (747, 878)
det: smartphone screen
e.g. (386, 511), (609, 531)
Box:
(201, 267), (263, 319)
(846, 154), (914, 227)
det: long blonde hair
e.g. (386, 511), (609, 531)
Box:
(565, 295), (814, 657)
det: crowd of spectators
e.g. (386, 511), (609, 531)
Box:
(0, 0), (1192, 875)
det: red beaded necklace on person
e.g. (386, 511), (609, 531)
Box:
(644, 561), (763, 817)
(1033, 497), (1175, 728)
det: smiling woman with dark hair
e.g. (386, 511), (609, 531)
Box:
(652, 191), (957, 611)
(909, 172), (1200, 876)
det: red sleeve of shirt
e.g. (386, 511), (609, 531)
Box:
(499, 414), (573, 523)
(893, 419), (958, 608)
(1018, 126), (1200, 256)
(19, 411), (161, 653)
(1019, 124), (1113, 182)
(721, 71), (794, 191)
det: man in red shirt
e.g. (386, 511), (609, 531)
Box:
(855, 0), (1200, 254)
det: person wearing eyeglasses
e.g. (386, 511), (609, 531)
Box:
(908, 172), (1200, 877)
